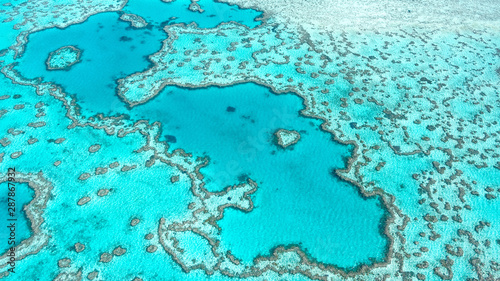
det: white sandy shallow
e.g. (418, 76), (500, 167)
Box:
(221, 0), (500, 31)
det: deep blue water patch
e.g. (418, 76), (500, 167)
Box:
(129, 83), (389, 269)
(0, 182), (34, 253)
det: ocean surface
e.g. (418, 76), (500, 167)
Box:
(1, 0), (499, 280)
(15, 17), (389, 268)
(0, 182), (33, 253)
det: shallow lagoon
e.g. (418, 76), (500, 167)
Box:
(123, 0), (263, 28)
(0, 182), (33, 253)
(15, 0), (262, 115)
(13, 0), (388, 272)
(16, 12), (163, 114)
(132, 83), (389, 268)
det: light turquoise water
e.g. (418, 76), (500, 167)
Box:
(11, 8), (388, 274)
(15, 0), (261, 115)
(6, 0), (499, 280)
(16, 35), (390, 267)
(130, 84), (388, 268)
(123, 0), (263, 28)
(0, 57), (344, 281)
(0, 183), (33, 253)
(16, 12), (163, 114)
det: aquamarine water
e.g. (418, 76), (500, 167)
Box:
(2, 0), (386, 278)
(15, 1), (262, 115)
(14, 5), (387, 269)
(0, 183), (33, 253)
(2, 0), (499, 280)
(0, 71), (319, 281)
(15, 49), (389, 268)
(14, 9), (391, 265)
(16, 12), (163, 114)
(123, 0), (263, 28)
(130, 83), (388, 268)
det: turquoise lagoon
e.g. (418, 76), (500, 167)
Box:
(16, 1), (262, 114)
(16, 12), (165, 114)
(140, 84), (389, 268)
(0, 183), (33, 253)
(8, 0), (388, 277)
(9, 74), (389, 271)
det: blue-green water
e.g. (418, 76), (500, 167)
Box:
(11, 0), (388, 271)
(16, 12), (163, 114)
(0, 182), (34, 253)
(0, 0), (407, 278)
(17, 54), (389, 268)
(15, 0), (262, 115)
(132, 84), (388, 268)
(2, 0), (500, 279)
(123, 0), (263, 28)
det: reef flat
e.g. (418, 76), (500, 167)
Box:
(274, 128), (301, 148)
(119, 13), (148, 28)
(0, 0), (499, 280)
(115, 1), (500, 279)
(0, 181), (33, 254)
(45, 45), (81, 71)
